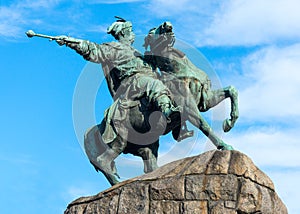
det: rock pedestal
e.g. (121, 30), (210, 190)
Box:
(65, 150), (288, 213)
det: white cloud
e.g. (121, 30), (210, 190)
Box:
(238, 44), (300, 121)
(3, 0), (300, 46)
(144, 0), (300, 46)
(143, 1), (221, 44)
(222, 127), (300, 213)
(66, 186), (93, 199)
(62, 183), (101, 206)
(146, 0), (220, 17)
(224, 127), (300, 167)
(18, 0), (62, 9)
(267, 170), (300, 214)
(0, 152), (38, 166)
(0, 6), (24, 39)
(86, 24), (109, 34)
(90, 0), (144, 3)
(197, 0), (300, 46)
(0, 0), (62, 39)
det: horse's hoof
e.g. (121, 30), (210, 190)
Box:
(217, 143), (234, 150)
(114, 172), (121, 179)
(217, 145), (234, 151)
(223, 119), (232, 132)
(224, 145), (234, 150)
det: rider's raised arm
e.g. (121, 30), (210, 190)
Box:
(65, 40), (108, 64)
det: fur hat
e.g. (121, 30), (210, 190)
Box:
(107, 16), (132, 37)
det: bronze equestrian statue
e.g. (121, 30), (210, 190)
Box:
(26, 18), (238, 186)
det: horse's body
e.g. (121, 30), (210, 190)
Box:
(84, 22), (239, 186)
(84, 101), (179, 185)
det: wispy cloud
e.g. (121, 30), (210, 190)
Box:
(0, 5), (25, 39)
(90, 0), (145, 4)
(224, 127), (300, 168)
(143, 0), (300, 47)
(238, 44), (300, 121)
(0, 0), (104, 41)
(66, 186), (94, 199)
(86, 24), (109, 33)
(222, 125), (300, 213)
(62, 183), (101, 205)
(143, 0), (221, 45)
(266, 170), (300, 214)
(197, 0), (300, 46)
(0, 0), (63, 40)
(0, 152), (38, 166)
(17, 0), (62, 9)
(211, 43), (300, 167)
(3, 0), (300, 46)
(146, 0), (220, 17)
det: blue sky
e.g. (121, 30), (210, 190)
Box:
(1, 0), (300, 213)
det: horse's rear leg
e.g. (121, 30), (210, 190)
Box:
(95, 138), (126, 180)
(84, 126), (125, 186)
(201, 85), (239, 132)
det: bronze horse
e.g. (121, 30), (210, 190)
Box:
(144, 21), (239, 134)
(84, 22), (239, 186)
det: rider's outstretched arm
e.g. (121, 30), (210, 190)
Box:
(56, 37), (108, 64)
(66, 40), (106, 63)
(57, 38), (117, 98)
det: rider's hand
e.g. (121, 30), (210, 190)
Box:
(56, 35), (68, 46)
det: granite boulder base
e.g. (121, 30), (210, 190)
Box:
(65, 150), (288, 214)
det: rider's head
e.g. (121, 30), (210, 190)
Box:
(107, 17), (135, 44)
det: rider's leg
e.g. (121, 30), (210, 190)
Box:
(131, 75), (181, 122)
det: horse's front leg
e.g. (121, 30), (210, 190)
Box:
(201, 85), (239, 132)
(137, 141), (159, 173)
(183, 100), (234, 150)
(190, 113), (234, 150)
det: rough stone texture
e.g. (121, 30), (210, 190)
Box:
(65, 150), (288, 214)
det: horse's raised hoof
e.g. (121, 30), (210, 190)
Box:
(223, 119), (233, 132)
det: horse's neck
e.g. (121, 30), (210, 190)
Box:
(170, 48), (185, 58)
(158, 47), (183, 58)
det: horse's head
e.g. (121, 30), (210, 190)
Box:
(144, 21), (175, 54)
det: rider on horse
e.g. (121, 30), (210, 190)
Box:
(57, 17), (179, 120)
(56, 17), (195, 142)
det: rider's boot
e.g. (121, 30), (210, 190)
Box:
(162, 105), (181, 123)
(156, 94), (181, 123)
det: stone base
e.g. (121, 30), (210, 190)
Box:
(65, 150), (288, 214)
